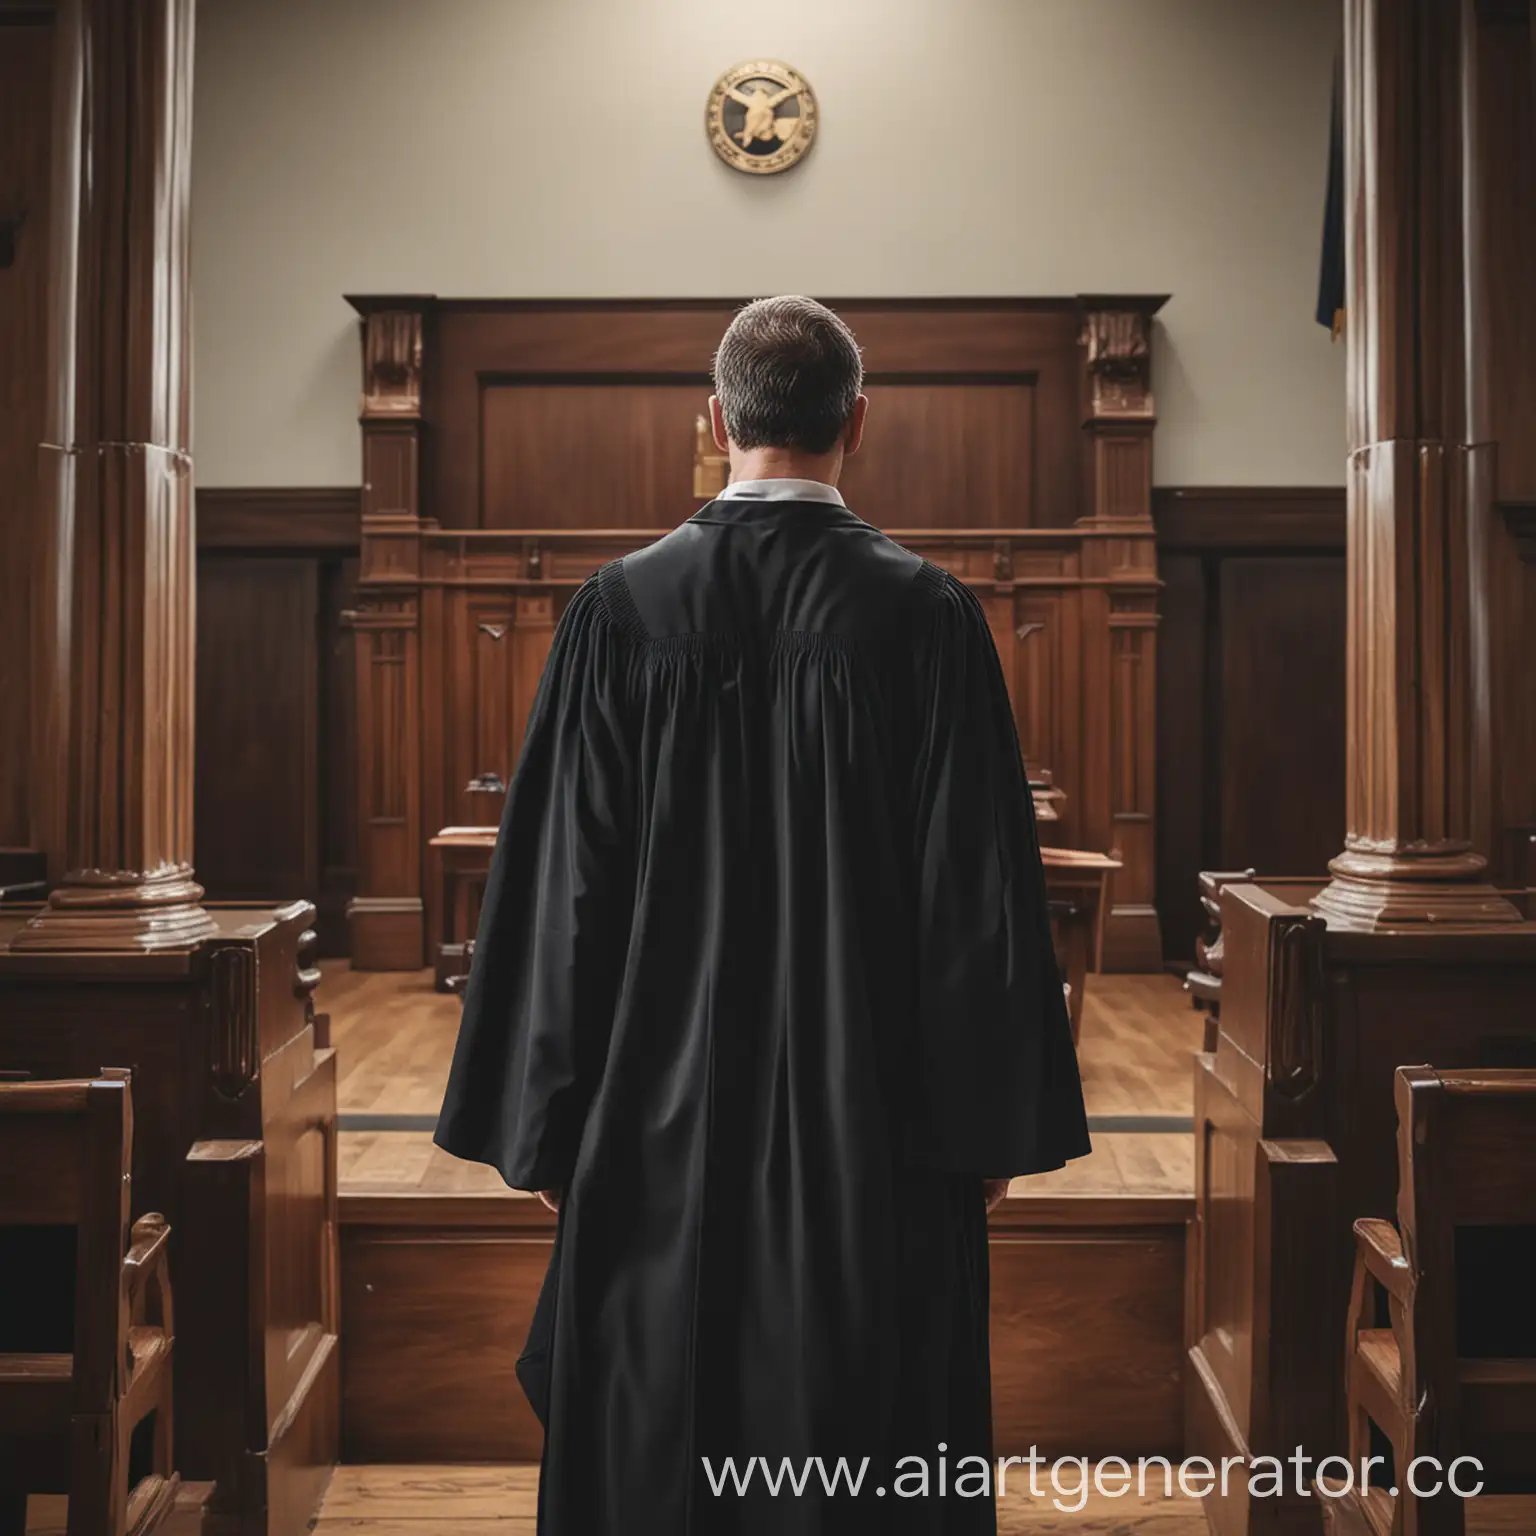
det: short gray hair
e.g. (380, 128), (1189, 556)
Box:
(712, 296), (863, 455)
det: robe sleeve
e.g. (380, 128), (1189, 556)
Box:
(908, 567), (1091, 1177)
(434, 575), (633, 1191)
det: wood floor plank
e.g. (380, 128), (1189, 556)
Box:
(328, 966), (1205, 1204)
(323, 962), (460, 1116)
(29, 1480), (1530, 1534)
(312, 1464), (1212, 1531)
(321, 964), (1203, 1125)
(336, 1129), (1193, 1204)
(322, 1464), (538, 1518)
(1072, 973), (1202, 1119)
(22, 1495), (65, 1535)
(313, 1523), (536, 1533)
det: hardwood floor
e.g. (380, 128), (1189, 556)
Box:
(312, 1463), (1208, 1533)
(323, 963), (1202, 1120)
(303, 1466), (1534, 1535)
(338, 1126), (1193, 1209)
(21, 1470), (1532, 1533)
(324, 964), (1200, 1205)
(1071, 973), (1201, 1119)
(325, 963), (458, 1117)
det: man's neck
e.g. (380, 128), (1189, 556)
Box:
(728, 448), (843, 487)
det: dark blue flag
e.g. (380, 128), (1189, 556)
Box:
(1317, 52), (1345, 334)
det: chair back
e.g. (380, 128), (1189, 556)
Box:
(0, 1072), (134, 1416)
(1395, 1065), (1536, 1489)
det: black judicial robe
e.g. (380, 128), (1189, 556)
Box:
(435, 497), (1090, 1535)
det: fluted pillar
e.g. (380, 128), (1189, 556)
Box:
(1312, 0), (1520, 929)
(13, 0), (212, 951)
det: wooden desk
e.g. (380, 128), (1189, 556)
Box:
(1028, 768), (1067, 848)
(429, 827), (497, 990)
(1040, 848), (1121, 1043)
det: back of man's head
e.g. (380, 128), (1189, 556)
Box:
(712, 296), (863, 456)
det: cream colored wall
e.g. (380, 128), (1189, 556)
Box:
(191, 0), (1345, 488)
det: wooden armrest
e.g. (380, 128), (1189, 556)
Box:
(124, 1213), (171, 1287)
(1354, 1217), (1412, 1302)
(124, 1213), (173, 1342)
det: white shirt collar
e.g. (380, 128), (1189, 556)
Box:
(717, 477), (846, 506)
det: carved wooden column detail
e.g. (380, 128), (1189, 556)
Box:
(1080, 302), (1157, 524)
(13, 0), (213, 952)
(346, 299), (428, 968)
(1079, 297), (1165, 969)
(1312, 0), (1520, 929)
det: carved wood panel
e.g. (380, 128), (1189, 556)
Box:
(1192, 1057), (1257, 1445)
(261, 1034), (338, 1449)
(350, 601), (423, 969)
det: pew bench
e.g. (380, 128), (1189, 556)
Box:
(0, 1072), (210, 1536)
(1320, 1066), (1536, 1536)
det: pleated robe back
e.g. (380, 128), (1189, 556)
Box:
(435, 497), (1090, 1535)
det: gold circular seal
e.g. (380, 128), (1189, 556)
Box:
(705, 60), (818, 176)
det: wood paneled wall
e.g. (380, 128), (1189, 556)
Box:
(1154, 488), (1347, 963)
(348, 295), (1169, 973)
(194, 489), (359, 954)
(194, 482), (1360, 969)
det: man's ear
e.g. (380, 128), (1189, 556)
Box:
(843, 394), (869, 457)
(708, 396), (731, 454)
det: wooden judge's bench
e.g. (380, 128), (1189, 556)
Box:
(342, 296), (1168, 981)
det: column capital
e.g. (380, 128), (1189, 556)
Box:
(360, 307), (425, 420)
(1080, 307), (1156, 422)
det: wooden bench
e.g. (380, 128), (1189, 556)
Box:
(0, 1072), (208, 1536)
(1321, 1066), (1536, 1536)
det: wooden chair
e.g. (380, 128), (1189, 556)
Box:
(0, 1072), (193, 1536)
(1320, 1066), (1536, 1536)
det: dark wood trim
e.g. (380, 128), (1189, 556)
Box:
(1500, 500), (1536, 561)
(200, 483), (1350, 557)
(1153, 486), (1346, 552)
(197, 487), (361, 552)
(0, 3), (55, 21)
(1154, 494), (1349, 962)
(346, 293), (1171, 317)
(336, 1184), (1193, 1234)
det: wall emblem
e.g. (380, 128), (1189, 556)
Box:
(706, 60), (818, 176)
